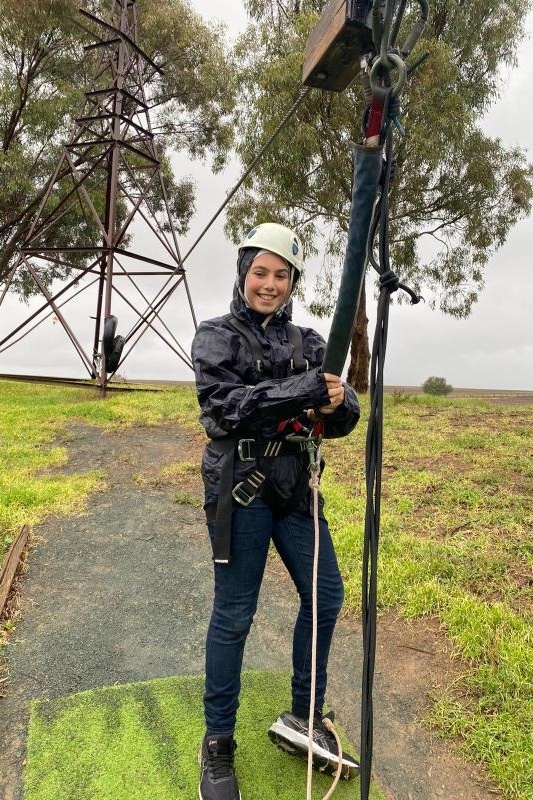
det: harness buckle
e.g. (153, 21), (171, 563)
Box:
(237, 438), (255, 462)
(232, 482), (256, 506)
(232, 470), (266, 507)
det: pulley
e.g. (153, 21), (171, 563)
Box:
(302, 0), (386, 91)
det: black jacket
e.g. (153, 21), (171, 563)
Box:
(191, 286), (360, 511)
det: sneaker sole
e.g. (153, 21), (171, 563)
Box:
(198, 785), (241, 800)
(268, 722), (359, 779)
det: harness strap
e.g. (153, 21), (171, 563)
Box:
(286, 321), (308, 373)
(236, 436), (306, 461)
(224, 314), (269, 373)
(212, 439), (237, 564)
(223, 314), (308, 375)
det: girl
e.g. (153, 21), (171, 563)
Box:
(192, 222), (360, 800)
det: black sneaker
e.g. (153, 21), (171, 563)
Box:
(268, 710), (359, 779)
(198, 734), (241, 800)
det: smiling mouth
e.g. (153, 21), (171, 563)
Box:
(257, 294), (276, 301)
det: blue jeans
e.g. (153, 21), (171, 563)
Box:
(204, 497), (344, 735)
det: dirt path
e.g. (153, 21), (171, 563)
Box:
(0, 422), (501, 800)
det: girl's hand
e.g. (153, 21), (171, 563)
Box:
(319, 373), (345, 414)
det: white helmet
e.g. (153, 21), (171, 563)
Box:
(238, 222), (304, 277)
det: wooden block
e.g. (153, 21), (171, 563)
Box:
(304, 0), (347, 77)
(302, 0), (378, 92)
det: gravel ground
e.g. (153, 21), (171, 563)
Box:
(0, 422), (501, 800)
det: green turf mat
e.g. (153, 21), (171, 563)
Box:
(24, 670), (384, 799)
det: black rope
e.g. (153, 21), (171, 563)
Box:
(359, 127), (421, 800)
(361, 119), (421, 800)
(359, 5), (427, 787)
(359, 127), (393, 800)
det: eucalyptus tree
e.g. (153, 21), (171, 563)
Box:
(226, 0), (533, 390)
(0, 0), (236, 292)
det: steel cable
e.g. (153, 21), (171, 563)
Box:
(180, 86), (313, 266)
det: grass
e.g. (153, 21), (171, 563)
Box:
(24, 671), (383, 800)
(2, 380), (533, 799)
(322, 393), (533, 800)
(173, 490), (202, 507)
(133, 459), (203, 506)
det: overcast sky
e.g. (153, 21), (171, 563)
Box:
(0, 2), (532, 390)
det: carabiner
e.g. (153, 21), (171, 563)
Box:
(401, 0), (429, 58)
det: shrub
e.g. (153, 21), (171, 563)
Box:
(422, 376), (453, 396)
(391, 389), (413, 404)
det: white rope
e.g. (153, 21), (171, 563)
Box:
(321, 717), (343, 800)
(307, 442), (343, 800)
(306, 465), (320, 799)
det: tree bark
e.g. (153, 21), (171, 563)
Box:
(346, 277), (370, 393)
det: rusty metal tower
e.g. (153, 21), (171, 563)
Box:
(0, 0), (196, 389)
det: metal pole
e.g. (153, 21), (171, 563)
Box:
(98, 0), (129, 390)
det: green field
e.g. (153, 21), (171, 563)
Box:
(1, 380), (532, 799)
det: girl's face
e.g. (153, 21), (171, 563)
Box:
(244, 251), (290, 314)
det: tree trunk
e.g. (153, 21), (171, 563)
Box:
(346, 277), (370, 393)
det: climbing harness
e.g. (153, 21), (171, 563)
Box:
(209, 422), (317, 564)
(208, 316), (312, 564)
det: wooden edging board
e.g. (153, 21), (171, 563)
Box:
(0, 525), (29, 617)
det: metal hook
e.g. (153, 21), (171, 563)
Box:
(370, 51), (407, 97)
